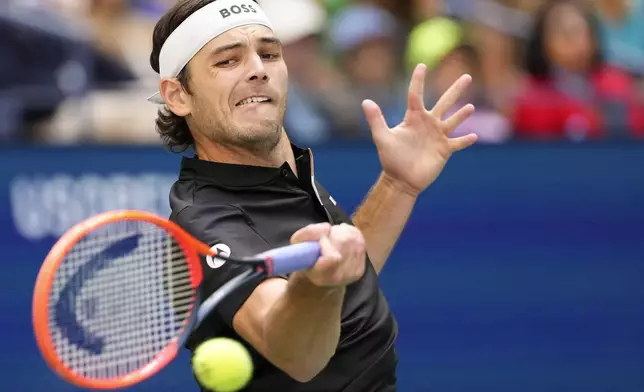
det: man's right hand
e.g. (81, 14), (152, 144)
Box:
(233, 222), (365, 381)
(290, 223), (367, 288)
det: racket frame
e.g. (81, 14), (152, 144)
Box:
(31, 210), (249, 389)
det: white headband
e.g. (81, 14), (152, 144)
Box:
(148, 0), (273, 104)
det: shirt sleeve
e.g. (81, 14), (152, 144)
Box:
(172, 204), (284, 347)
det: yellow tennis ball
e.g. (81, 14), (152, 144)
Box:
(192, 338), (253, 392)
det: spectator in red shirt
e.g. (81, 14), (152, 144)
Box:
(512, 0), (644, 141)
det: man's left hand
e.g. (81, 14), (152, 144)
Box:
(362, 64), (477, 196)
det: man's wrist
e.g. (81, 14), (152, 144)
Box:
(288, 272), (346, 299)
(380, 172), (422, 198)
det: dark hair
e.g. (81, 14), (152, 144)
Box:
(149, 0), (258, 152)
(524, 0), (603, 79)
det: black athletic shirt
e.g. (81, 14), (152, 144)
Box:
(168, 144), (398, 391)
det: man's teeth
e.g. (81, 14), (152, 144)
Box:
(238, 97), (270, 106)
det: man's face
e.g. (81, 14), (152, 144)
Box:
(182, 25), (288, 152)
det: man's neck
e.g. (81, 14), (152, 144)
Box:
(195, 131), (298, 176)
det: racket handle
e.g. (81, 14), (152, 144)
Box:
(257, 241), (321, 276)
(196, 242), (321, 328)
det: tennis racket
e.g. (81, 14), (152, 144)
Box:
(32, 209), (321, 390)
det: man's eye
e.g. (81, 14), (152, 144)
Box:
(216, 59), (236, 67)
(261, 53), (280, 60)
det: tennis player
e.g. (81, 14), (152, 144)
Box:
(148, 0), (477, 390)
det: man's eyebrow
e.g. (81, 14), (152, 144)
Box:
(209, 36), (282, 57)
(258, 36), (282, 47)
(211, 42), (245, 56)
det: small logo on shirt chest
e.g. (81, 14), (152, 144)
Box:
(206, 243), (231, 269)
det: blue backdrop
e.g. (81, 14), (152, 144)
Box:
(1, 143), (643, 391)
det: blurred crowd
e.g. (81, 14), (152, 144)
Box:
(1, 0), (643, 146)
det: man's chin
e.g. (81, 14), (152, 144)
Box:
(228, 122), (282, 150)
(234, 113), (283, 133)
(238, 118), (281, 133)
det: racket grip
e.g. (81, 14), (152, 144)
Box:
(258, 241), (321, 276)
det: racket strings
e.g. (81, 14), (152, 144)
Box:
(48, 222), (197, 380)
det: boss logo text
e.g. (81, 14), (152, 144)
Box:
(219, 4), (257, 18)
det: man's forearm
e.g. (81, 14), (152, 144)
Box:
(263, 273), (345, 382)
(352, 172), (417, 274)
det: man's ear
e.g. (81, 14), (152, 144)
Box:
(160, 78), (192, 117)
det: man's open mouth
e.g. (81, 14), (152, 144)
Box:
(236, 96), (272, 106)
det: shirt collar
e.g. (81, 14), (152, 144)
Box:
(179, 144), (312, 187)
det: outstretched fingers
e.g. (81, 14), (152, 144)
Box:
(443, 104), (475, 134)
(362, 99), (390, 141)
(430, 74), (472, 120)
(406, 64), (427, 113)
(449, 133), (478, 152)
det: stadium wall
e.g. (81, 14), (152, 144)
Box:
(2, 143), (643, 392)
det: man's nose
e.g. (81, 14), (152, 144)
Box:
(247, 54), (269, 83)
